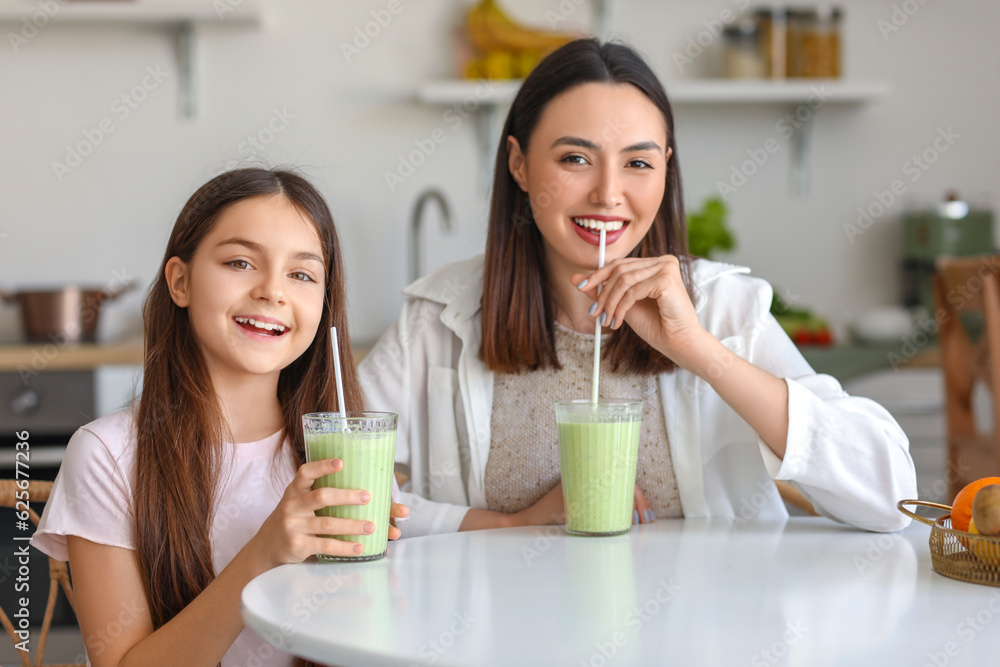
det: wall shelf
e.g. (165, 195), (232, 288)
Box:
(418, 78), (888, 107)
(0, 1), (262, 118)
(418, 78), (890, 194)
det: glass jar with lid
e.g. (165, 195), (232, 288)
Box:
(792, 5), (842, 78)
(723, 18), (766, 79)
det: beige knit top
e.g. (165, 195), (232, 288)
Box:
(485, 322), (683, 518)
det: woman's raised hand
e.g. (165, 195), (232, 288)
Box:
(573, 255), (710, 371)
(249, 458), (375, 567)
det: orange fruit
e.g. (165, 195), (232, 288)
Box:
(968, 518), (1000, 566)
(952, 477), (1000, 532)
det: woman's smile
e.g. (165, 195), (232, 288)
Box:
(570, 215), (631, 245)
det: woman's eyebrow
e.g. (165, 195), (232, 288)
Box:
(551, 136), (599, 151)
(622, 140), (663, 153)
(550, 136), (663, 154)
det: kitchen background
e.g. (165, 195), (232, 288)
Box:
(0, 0), (994, 655)
(2, 0), (996, 348)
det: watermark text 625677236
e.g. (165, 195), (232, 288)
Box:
(12, 430), (32, 654)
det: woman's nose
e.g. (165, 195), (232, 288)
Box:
(590, 165), (623, 208)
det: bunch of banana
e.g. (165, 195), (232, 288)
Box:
(463, 0), (578, 80)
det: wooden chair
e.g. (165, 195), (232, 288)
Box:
(0, 480), (85, 667)
(933, 256), (1000, 500)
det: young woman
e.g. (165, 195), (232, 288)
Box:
(360, 39), (916, 536)
(33, 168), (406, 667)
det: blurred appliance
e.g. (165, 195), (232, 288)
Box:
(901, 193), (995, 315)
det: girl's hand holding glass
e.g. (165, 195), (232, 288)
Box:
(250, 457), (377, 565)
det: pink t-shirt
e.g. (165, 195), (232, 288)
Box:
(33, 410), (297, 667)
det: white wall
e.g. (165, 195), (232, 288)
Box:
(1, 0), (996, 345)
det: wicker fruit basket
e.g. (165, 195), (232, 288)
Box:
(898, 500), (1000, 587)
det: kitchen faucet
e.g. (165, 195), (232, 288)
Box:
(409, 188), (454, 283)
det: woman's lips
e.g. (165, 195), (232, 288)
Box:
(571, 219), (630, 246)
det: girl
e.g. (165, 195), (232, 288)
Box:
(360, 39), (917, 536)
(33, 168), (407, 667)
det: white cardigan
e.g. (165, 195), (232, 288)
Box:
(360, 255), (917, 536)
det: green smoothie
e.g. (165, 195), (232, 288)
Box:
(304, 417), (397, 562)
(556, 400), (642, 536)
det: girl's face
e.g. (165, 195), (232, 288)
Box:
(165, 195), (326, 385)
(508, 82), (670, 277)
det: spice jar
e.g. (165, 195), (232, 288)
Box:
(723, 19), (766, 79)
(792, 6), (842, 78)
(754, 7), (788, 79)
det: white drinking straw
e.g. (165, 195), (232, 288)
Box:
(591, 229), (607, 404)
(330, 326), (347, 419)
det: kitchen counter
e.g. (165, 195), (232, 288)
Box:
(0, 341), (374, 372)
(0, 340), (144, 372)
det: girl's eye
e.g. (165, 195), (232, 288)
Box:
(560, 154), (588, 166)
(228, 259), (251, 270)
(290, 271), (315, 283)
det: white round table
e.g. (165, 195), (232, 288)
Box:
(241, 518), (1000, 666)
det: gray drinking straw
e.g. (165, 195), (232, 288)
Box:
(330, 326), (347, 421)
(591, 229), (607, 404)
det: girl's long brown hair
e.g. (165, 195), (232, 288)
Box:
(134, 168), (361, 667)
(482, 38), (692, 374)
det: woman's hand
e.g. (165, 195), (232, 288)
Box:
(248, 458), (375, 567)
(572, 255), (712, 372)
(388, 502), (409, 540)
(513, 482), (566, 526)
(514, 482), (655, 526)
(634, 485), (654, 524)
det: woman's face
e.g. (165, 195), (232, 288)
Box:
(508, 82), (671, 277)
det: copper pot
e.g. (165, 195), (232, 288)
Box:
(0, 283), (134, 343)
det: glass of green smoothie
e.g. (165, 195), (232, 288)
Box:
(302, 412), (397, 561)
(555, 399), (642, 536)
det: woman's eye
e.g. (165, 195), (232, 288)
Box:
(628, 159), (653, 169)
(560, 154), (588, 165)
(290, 271), (315, 283)
(228, 259), (251, 270)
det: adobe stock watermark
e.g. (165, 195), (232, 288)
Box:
(544, 0), (591, 28)
(16, 267), (134, 384)
(750, 620), (809, 666)
(7, 0), (64, 54)
(340, 0), (410, 63)
(409, 609), (477, 666)
(216, 107), (296, 173)
(579, 579), (681, 667)
(843, 126), (960, 244)
(922, 591), (1000, 667)
(51, 66), (170, 182)
(384, 80), (496, 192)
(214, 0), (246, 20)
(716, 85), (832, 199)
(878, 0), (933, 42)
(671, 0), (751, 74)
(886, 255), (995, 370)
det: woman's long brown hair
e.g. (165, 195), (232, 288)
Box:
(134, 168), (361, 667)
(482, 38), (692, 374)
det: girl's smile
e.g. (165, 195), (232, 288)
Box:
(233, 314), (290, 337)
